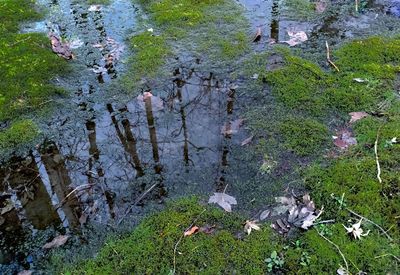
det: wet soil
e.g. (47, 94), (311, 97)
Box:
(1, 0), (400, 272)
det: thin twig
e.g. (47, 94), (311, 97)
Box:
(325, 41), (340, 72)
(173, 209), (206, 274)
(374, 126), (382, 184)
(317, 230), (349, 272)
(56, 184), (93, 210)
(117, 181), (160, 225)
(355, 0), (359, 12)
(314, 219), (335, 225)
(375, 253), (400, 263)
(346, 208), (393, 241)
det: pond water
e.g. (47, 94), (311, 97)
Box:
(1, 0), (400, 272)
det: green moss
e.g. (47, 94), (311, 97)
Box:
(0, 120), (39, 150)
(279, 117), (328, 156)
(68, 198), (281, 274)
(304, 102), (400, 236)
(0, 0), (67, 153)
(128, 31), (170, 81)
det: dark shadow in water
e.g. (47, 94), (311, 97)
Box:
(270, 0), (280, 42)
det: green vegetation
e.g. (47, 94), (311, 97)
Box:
(68, 198), (281, 274)
(64, 196), (399, 274)
(0, 120), (39, 150)
(126, 0), (249, 86)
(279, 117), (328, 156)
(0, 0), (66, 153)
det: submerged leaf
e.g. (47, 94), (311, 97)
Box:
(349, 112), (369, 123)
(283, 31), (308, 46)
(43, 235), (69, 249)
(260, 209), (271, 221)
(208, 192), (237, 212)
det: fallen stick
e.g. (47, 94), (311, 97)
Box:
(325, 41), (340, 72)
(374, 127), (382, 184)
(317, 230), (349, 272)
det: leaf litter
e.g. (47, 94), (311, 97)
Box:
(208, 192), (237, 212)
(244, 220), (261, 235)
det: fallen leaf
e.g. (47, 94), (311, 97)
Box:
(253, 27), (262, 42)
(349, 111), (369, 123)
(260, 209), (271, 221)
(221, 119), (244, 136)
(244, 220), (261, 235)
(315, 1), (328, 13)
(343, 219), (370, 240)
(1, 199), (14, 215)
(208, 192), (237, 212)
(337, 267), (349, 275)
(49, 33), (73, 60)
(17, 271), (33, 275)
(353, 78), (367, 83)
(241, 136), (254, 146)
(283, 31), (308, 47)
(199, 224), (216, 234)
(42, 235), (69, 249)
(184, 226), (199, 236)
(333, 128), (357, 149)
(275, 196), (296, 207)
(88, 5), (102, 12)
(137, 91), (164, 112)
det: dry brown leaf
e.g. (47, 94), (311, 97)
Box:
(333, 128), (357, 149)
(49, 33), (73, 60)
(43, 235), (70, 249)
(208, 192), (237, 212)
(244, 220), (261, 235)
(349, 112), (369, 123)
(137, 91), (164, 112)
(184, 226), (199, 236)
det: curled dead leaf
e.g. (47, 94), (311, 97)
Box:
(349, 112), (369, 124)
(184, 226), (199, 237)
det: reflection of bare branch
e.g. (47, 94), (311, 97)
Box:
(144, 93), (162, 173)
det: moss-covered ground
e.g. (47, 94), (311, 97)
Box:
(64, 33), (400, 273)
(0, 0), (67, 153)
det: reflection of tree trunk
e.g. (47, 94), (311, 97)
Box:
(177, 86), (190, 166)
(216, 87), (235, 191)
(144, 95), (162, 174)
(0, 194), (23, 264)
(6, 155), (60, 230)
(107, 104), (144, 177)
(86, 119), (101, 185)
(40, 143), (81, 228)
(271, 0), (280, 42)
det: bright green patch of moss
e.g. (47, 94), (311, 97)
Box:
(279, 117), (328, 156)
(129, 31), (170, 81)
(68, 198), (281, 274)
(0, 120), (39, 150)
(0, 0), (67, 153)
